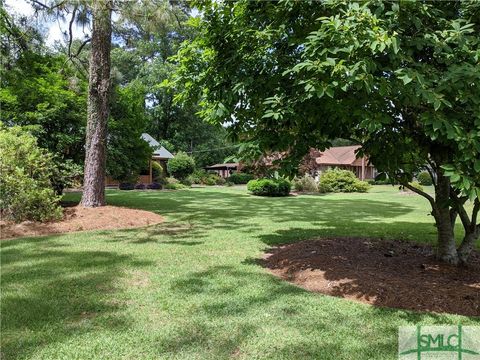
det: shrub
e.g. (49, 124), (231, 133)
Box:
(164, 183), (187, 190)
(227, 172), (254, 184)
(226, 181), (234, 187)
(247, 178), (291, 196)
(293, 175), (318, 192)
(135, 183), (146, 190)
(51, 159), (84, 194)
(417, 171), (433, 186)
(187, 169), (209, 184)
(203, 173), (221, 186)
(0, 124), (62, 222)
(146, 182), (161, 190)
(119, 182), (135, 190)
(216, 176), (226, 185)
(318, 182), (333, 193)
(165, 177), (179, 184)
(181, 177), (193, 186)
(319, 169), (371, 193)
(167, 152), (195, 180)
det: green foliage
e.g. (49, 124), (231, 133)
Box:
(0, 51), (87, 166)
(0, 124), (62, 222)
(164, 182), (187, 190)
(50, 159), (84, 194)
(172, 1), (480, 261)
(417, 171), (433, 186)
(247, 178), (291, 197)
(187, 169), (227, 185)
(107, 81), (152, 182)
(167, 152), (195, 180)
(227, 172), (254, 184)
(293, 175), (318, 192)
(319, 169), (371, 193)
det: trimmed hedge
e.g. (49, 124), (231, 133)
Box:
(319, 169), (371, 193)
(227, 172), (254, 184)
(135, 183), (146, 190)
(247, 178), (291, 196)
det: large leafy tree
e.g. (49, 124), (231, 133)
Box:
(173, 1), (480, 264)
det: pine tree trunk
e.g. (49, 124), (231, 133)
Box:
(80, 0), (112, 207)
(433, 170), (459, 264)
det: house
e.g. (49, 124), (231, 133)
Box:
(205, 163), (239, 178)
(314, 145), (376, 180)
(106, 133), (174, 186)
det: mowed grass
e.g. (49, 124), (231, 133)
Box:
(1, 186), (479, 360)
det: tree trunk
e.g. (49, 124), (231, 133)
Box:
(80, 0), (112, 207)
(457, 230), (479, 264)
(433, 170), (459, 264)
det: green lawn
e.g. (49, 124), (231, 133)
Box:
(1, 186), (479, 360)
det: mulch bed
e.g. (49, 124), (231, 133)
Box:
(1, 205), (164, 240)
(262, 238), (480, 317)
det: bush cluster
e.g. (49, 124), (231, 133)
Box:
(319, 169), (371, 193)
(293, 175), (318, 192)
(247, 178), (291, 196)
(227, 172), (254, 184)
(186, 169), (226, 186)
(165, 182), (187, 190)
(167, 152), (195, 180)
(417, 171), (433, 186)
(0, 124), (63, 222)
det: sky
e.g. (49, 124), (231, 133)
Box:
(4, 0), (91, 47)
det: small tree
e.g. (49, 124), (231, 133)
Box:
(173, 1), (480, 265)
(0, 124), (62, 222)
(167, 152), (195, 180)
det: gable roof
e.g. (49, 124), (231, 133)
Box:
(141, 133), (174, 159)
(205, 163), (239, 169)
(315, 145), (363, 166)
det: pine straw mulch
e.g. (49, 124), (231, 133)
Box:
(262, 237), (480, 317)
(0, 203), (164, 240)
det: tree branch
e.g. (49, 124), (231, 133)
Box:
(401, 180), (436, 209)
(67, 6), (78, 58)
(450, 188), (471, 230)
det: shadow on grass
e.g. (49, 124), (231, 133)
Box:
(164, 264), (465, 359)
(104, 188), (432, 243)
(1, 236), (153, 359)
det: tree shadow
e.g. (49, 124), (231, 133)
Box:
(105, 188), (427, 242)
(257, 237), (480, 317)
(1, 236), (154, 359)
(164, 264), (469, 359)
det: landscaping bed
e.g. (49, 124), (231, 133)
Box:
(263, 237), (480, 317)
(0, 204), (163, 239)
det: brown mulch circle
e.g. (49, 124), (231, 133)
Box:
(0, 205), (164, 240)
(262, 238), (480, 317)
